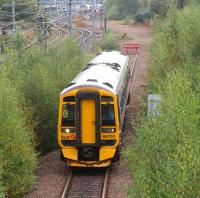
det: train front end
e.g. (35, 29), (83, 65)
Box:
(58, 87), (120, 167)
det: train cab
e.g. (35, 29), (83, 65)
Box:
(58, 51), (131, 167)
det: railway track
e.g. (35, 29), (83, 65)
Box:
(3, 11), (93, 51)
(73, 27), (93, 46)
(61, 167), (109, 198)
(49, 21), (92, 48)
(48, 23), (69, 46)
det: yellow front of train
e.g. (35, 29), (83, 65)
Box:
(58, 86), (120, 167)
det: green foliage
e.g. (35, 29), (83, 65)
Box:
(125, 4), (200, 197)
(0, 155), (5, 198)
(0, 0), (36, 22)
(98, 30), (120, 51)
(0, 34), (87, 197)
(135, 12), (152, 23)
(139, 0), (152, 11)
(149, 0), (199, 18)
(3, 38), (86, 153)
(150, 0), (170, 17)
(0, 0), (35, 5)
(0, 35), (11, 54)
(122, 17), (132, 25)
(106, 0), (141, 20)
(106, 3), (120, 20)
(125, 70), (200, 197)
(150, 4), (200, 85)
(0, 73), (37, 198)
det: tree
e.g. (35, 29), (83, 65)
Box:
(0, 0), (36, 22)
(119, 0), (141, 18)
(150, 0), (169, 17)
(107, 0), (141, 19)
(0, 0), (35, 6)
(178, 0), (186, 8)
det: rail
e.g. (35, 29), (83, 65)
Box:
(61, 168), (109, 198)
(73, 27), (93, 46)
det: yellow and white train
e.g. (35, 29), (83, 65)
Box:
(58, 51), (133, 167)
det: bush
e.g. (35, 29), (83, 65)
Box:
(135, 12), (152, 23)
(0, 35), (88, 197)
(149, 4), (200, 86)
(125, 4), (200, 197)
(3, 38), (86, 153)
(0, 0), (36, 22)
(122, 17), (132, 25)
(135, 14), (145, 23)
(106, 0), (141, 20)
(98, 30), (120, 51)
(125, 70), (200, 197)
(0, 154), (5, 198)
(107, 4), (121, 20)
(150, 0), (169, 18)
(0, 73), (37, 197)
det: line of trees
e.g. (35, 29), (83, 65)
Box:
(0, 0), (35, 6)
(0, 38), (87, 197)
(106, 0), (141, 20)
(125, 1), (200, 197)
(0, 0), (37, 28)
(106, 0), (198, 22)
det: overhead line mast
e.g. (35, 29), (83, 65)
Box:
(12, 1), (16, 35)
(68, 0), (72, 34)
(92, 0), (96, 47)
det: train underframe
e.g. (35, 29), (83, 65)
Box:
(60, 146), (120, 167)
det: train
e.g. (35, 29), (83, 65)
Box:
(58, 51), (134, 167)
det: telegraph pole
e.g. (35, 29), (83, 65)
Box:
(42, 0), (47, 50)
(72, 0), (75, 12)
(41, 0), (45, 48)
(100, 0), (103, 29)
(104, 1), (107, 31)
(92, 0), (96, 47)
(68, 0), (72, 34)
(55, 0), (59, 17)
(38, 0), (41, 42)
(12, 1), (16, 35)
(38, 0), (47, 50)
(81, 0), (84, 16)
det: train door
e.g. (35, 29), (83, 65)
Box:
(76, 92), (100, 161)
(81, 99), (96, 144)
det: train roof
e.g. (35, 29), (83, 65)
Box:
(61, 51), (129, 95)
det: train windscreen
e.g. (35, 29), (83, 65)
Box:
(62, 104), (75, 126)
(101, 104), (115, 126)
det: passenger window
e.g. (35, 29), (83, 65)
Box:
(101, 104), (115, 126)
(62, 104), (75, 126)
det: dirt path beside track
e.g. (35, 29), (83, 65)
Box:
(25, 21), (152, 198)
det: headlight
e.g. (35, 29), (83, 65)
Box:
(102, 128), (116, 133)
(61, 128), (75, 133)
